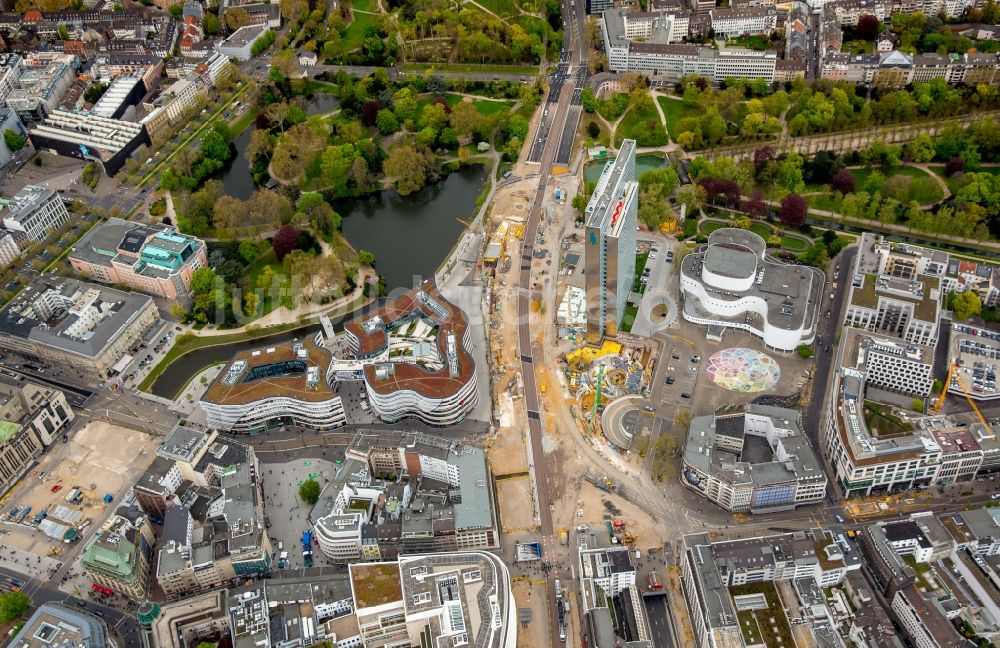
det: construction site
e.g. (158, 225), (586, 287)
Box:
(0, 420), (160, 561)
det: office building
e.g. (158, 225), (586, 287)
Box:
(0, 278), (159, 377)
(90, 76), (145, 119)
(30, 110), (150, 176)
(0, 107), (27, 169)
(0, 374), (73, 497)
(216, 25), (269, 61)
(310, 431), (499, 563)
(80, 514), (155, 599)
(9, 603), (111, 648)
(682, 404), (827, 513)
(843, 234), (944, 347)
(156, 458), (271, 600)
(70, 218), (208, 301)
(0, 231), (18, 267)
(681, 529), (861, 648)
(200, 338), (346, 433)
(709, 6), (777, 36)
(332, 281), (479, 426)
(2, 185), (69, 243)
(5, 59), (74, 125)
(584, 139), (638, 344)
(679, 228), (824, 351)
(891, 584), (964, 647)
(601, 13), (778, 80)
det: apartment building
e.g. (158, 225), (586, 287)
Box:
(2, 185), (69, 244)
(70, 218), (208, 301)
(80, 514), (155, 599)
(682, 404), (827, 513)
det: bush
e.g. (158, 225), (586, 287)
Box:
(796, 344), (813, 359)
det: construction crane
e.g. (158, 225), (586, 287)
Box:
(932, 361), (995, 439)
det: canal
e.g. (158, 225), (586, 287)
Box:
(149, 96), (486, 399)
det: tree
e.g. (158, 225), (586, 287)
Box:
(831, 169), (856, 194)
(201, 130), (231, 163)
(952, 290), (983, 321)
(191, 267), (217, 295)
(239, 239), (262, 265)
(796, 344), (814, 359)
(203, 12), (220, 35)
(243, 291), (259, 317)
(779, 193), (807, 228)
(3, 129), (24, 152)
(384, 145), (428, 196)
(224, 6), (250, 30)
(358, 249), (376, 266)
(272, 225), (300, 262)
(945, 156), (966, 177)
(298, 479), (321, 504)
(857, 14), (880, 41)
(449, 102), (483, 139)
(375, 109), (398, 135)
(0, 591), (30, 623)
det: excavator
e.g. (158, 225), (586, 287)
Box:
(931, 361), (995, 439)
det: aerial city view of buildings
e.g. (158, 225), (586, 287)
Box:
(0, 0), (996, 643)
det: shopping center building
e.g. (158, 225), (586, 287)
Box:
(679, 228), (824, 351)
(330, 281), (479, 427)
(199, 338), (346, 433)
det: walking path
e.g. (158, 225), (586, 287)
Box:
(176, 266), (376, 337)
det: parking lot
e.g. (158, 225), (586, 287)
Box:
(657, 341), (699, 410)
(1, 421), (160, 560)
(261, 458), (348, 572)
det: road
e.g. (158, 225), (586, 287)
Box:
(643, 593), (675, 648)
(805, 246), (856, 450)
(0, 564), (141, 648)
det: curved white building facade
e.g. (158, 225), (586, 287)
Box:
(679, 228), (824, 352)
(201, 395), (346, 434)
(334, 281), (480, 427)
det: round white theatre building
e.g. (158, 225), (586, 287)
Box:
(679, 228), (824, 352)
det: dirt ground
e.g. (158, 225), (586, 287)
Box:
(488, 421), (529, 477)
(496, 477), (535, 532)
(2, 421), (161, 557)
(571, 481), (662, 552)
(512, 579), (549, 648)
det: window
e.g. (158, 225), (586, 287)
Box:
(412, 592), (431, 605)
(462, 570), (481, 583)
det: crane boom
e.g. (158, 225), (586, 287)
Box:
(932, 361), (995, 439)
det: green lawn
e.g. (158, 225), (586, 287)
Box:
(849, 166), (944, 204)
(246, 252), (292, 321)
(929, 165), (1000, 195)
(749, 222), (772, 240)
(656, 97), (700, 141)
(781, 235), (811, 253)
(444, 93), (513, 116)
(475, 0), (518, 16)
(633, 251), (649, 292)
(863, 400), (914, 438)
(341, 12), (377, 52)
(352, 0), (375, 10)
(729, 583), (793, 648)
(806, 193), (843, 213)
(621, 304), (638, 333)
(616, 103), (667, 147)
(841, 39), (874, 54)
(402, 62), (539, 74)
(726, 35), (770, 50)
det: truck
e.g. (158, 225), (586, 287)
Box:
(559, 529), (568, 545)
(65, 488), (81, 504)
(647, 571), (663, 591)
(278, 551), (288, 569)
(303, 551), (313, 568)
(302, 530), (312, 551)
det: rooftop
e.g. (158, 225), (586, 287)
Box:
(349, 562), (403, 610)
(202, 338), (334, 406)
(0, 277), (154, 360)
(341, 281), (475, 399)
(9, 603), (108, 648)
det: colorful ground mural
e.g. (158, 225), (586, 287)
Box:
(706, 347), (780, 393)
